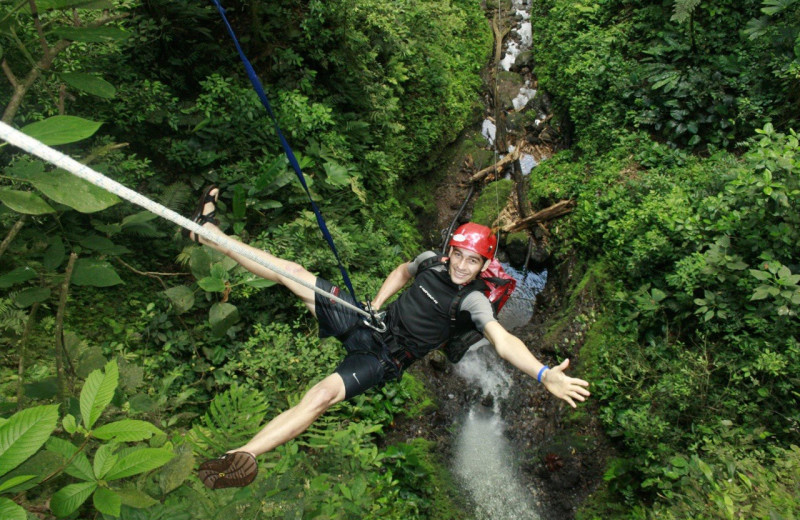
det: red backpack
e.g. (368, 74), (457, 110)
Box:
(418, 255), (516, 362)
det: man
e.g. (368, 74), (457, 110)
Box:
(188, 187), (590, 489)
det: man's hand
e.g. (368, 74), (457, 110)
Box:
(542, 359), (590, 408)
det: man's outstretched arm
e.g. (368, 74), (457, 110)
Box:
(483, 321), (590, 407)
(371, 261), (412, 310)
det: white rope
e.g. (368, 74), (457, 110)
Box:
(0, 121), (372, 319)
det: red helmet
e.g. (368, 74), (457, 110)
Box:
(448, 223), (497, 259)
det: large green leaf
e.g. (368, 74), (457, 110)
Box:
(79, 235), (129, 255)
(105, 448), (174, 480)
(121, 210), (159, 228)
(50, 481), (97, 517)
(157, 445), (194, 495)
(0, 405), (59, 478)
(323, 161), (352, 187)
(197, 276), (226, 292)
(209, 302), (240, 336)
(92, 443), (118, 479)
(52, 26), (128, 41)
(60, 72), (116, 98)
(0, 497), (26, 520)
(189, 247), (212, 279)
(114, 487), (158, 509)
(21, 116), (102, 146)
(163, 285), (195, 314)
(0, 189), (55, 214)
(93, 420), (163, 442)
(13, 166), (119, 213)
(28, 0), (112, 11)
(93, 487), (121, 516)
(243, 277), (277, 289)
(23, 378), (59, 400)
(13, 287), (51, 308)
(0, 450), (62, 492)
(0, 474), (36, 492)
(43, 237), (65, 271)
(46, 437), (94, 481)
(80, 360), (119, 430)
(0, 266), (36, 289)
(72, 259), (124, 287)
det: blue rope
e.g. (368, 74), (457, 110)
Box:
(210, 0), (359, 304)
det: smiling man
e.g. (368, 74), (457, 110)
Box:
(188, 188), (590, 489)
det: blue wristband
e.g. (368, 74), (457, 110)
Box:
(537, 366), (550, 383)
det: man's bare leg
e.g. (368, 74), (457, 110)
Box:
(190, 187), (319, 315)
(233, 373), (347, 456)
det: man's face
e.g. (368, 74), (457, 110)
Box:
(448, 246), (488, 285)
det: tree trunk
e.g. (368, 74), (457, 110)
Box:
(501, 200), (576, 233)
(54, 253), (77, 402)
(17, 302), (40, 409)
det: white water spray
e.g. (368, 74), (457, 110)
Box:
(452, 267), (547, 519)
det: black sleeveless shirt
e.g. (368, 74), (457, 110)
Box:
(385, 263), (484, 359)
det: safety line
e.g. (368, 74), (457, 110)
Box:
(0, 122), (372, 320)
(209, 0), (359, 304)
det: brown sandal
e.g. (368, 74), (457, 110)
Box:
(183, 185), (219, 242)
(197, 451), (258, 489)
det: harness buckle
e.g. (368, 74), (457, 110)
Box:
(361, 302), (387, 333)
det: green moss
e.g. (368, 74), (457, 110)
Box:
(398, 372), (437, 418)
(575, 480), (638, 520)
(471, 178), (513, 226)
(507, 230), (528, 247)
(389, 437), (470, 520)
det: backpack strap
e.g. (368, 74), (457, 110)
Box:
(416, 253), (446, 275)
(446, 278), (488, 339)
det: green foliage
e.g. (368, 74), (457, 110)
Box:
(188, 383), (269, 454)
(540, 125), (800, 516)
(530, 0), (799, 152)
(1, 0), (490, 518)
(646, 435), (800, 519)
(0, 360), (176, 518)
(471, 179), (514, 226)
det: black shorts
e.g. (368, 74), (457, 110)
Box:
(315, 278), (395, 399)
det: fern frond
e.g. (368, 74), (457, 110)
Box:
(671, 0), (701, 23)
(0, 297), (27, 335)
(188, 383), (270, 453)
(159, 182), (192, 212)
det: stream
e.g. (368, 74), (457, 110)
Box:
(452, 267), (548, 519)
(447, 1), (553, 517)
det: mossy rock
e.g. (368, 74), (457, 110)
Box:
(507, 231), (528, 247)
(447, 129), (495, 173)
(485, 0), (514, 11)
(472, 179), (513, 226)
(496, 70), (527, 111)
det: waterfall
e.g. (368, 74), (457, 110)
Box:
(452, 268), (547, 519)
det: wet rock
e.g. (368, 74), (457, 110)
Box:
(495, 71), (529, 112)
(529, 241), (550, 267)
(505, 111), (528, 135)
(481, 393), (495, 408)
(428, 351), (448, 372)
(514, 50), (535, 70)
(504, 231), (530, 268)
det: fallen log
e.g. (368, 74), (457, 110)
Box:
(501, 199), (576, 233)
(469, 146), (521, 183)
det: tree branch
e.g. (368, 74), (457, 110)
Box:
(54, 252), (77, 402)
(469, 144), (523, 183)
(0, 215), (27, 259)
(500, 200), (576, 233)
(28, 0), (50, 54)
(17, 302), (40, 409)
(2, 59), (20, 89)
(2, 13), (129, 124)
